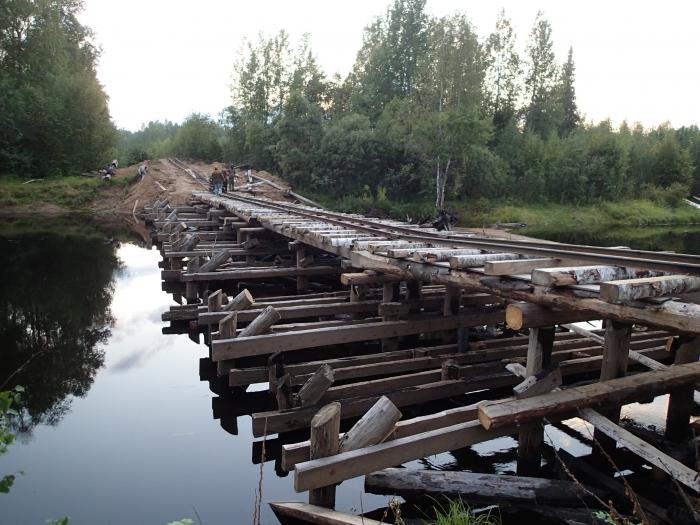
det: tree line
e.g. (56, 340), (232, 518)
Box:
(127, 1), (698, 206)
(0, 0), (116, 178)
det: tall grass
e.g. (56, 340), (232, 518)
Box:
(424, 499), (500, 525)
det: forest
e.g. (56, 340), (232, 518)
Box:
(2, 0), (700, 213)
(119, 0), (700, 211)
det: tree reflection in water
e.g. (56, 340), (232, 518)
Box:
(0, 231), (122, 436)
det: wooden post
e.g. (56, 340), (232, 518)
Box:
(382, 282), (400, 303)
(379, 302), (402, 351)
(238, 306), (281, 338)
(309, 403), (341, 509)
(338, 396), (401, 453)
(441, 285), (461, 344)
(593, 320), (632, 463)
(296, 244), (311, 294)
(219, 312), (237, 339)
(517, 326), (555, 476)
(666, 336), (700, 441)
(297, 364), (335, 407)
(207, 289), (223, 312)
(222, 289), (254, 312)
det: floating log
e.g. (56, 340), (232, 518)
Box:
(338, 396), (401, 453)
(365, 469), (602, 507)
(221, 289), (255, 312)
(309, 403), (341, 508)
(531, 265), (662, 287)
(238, 305), (281, 338)
(478, 361), (700, 430)
(297, 365), (335, 407)
(600, 275), (700, 303)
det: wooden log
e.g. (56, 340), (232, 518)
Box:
(309, 403), (341, 508)
(269, 502), (385, 525)
(506, 303), (597, 330)
(364, 469), (601, 507)
(179, 234), (200, 252)
(513, 364), (562, 399)
(478, 361), (700, 430)
(238, 305), (281, 338)
(518, 326), (555, 475)
(198, 250), (231, 273)
(212, 310), (505, 361)
(339, 396), (401, 453)
(218, 312), (237, 339)
(165, 209), (178, 222)
(666, 336), (700, 441)
(207, 289), (223, 312)
(579, 408), (700, 493)
(294, 418), (518, 491)
(340, 271), (403, 286)
(221, 289), (255, 312)
(181, 265), (342, 282)
(298, 365), (335, 407)
(484, 258), (567, 276)
(532, 265), (662, 287)
(600, 275), (700, 303)
(449, 253), (521, 268)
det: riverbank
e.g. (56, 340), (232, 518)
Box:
(313, 194), (700, 229)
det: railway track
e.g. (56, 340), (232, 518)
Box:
(168, 157), (700, 275)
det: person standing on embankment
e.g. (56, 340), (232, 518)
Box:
(210, 167), (223, 195)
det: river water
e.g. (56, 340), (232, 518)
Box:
(1, 219), (698, 524)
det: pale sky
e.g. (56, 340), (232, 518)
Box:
(80, 0), (700, 132)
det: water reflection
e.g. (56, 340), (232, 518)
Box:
(0, 232), (121, 435)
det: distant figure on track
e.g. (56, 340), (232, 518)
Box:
(211, 167), (223, 195)
(227, 167), (236, 191)
(221, 168), (229, 193)
(137, 163), (148, 181)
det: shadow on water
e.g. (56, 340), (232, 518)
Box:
(0, 221), (123, 436)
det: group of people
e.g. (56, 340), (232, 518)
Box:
(210, 166), (235, 196)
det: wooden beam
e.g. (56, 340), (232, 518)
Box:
(211, 310), (504, 361)
(269, 503), (385, 525)
(478, 361), (700, 430)
(600, 275), (700, 303)
(579, 408), (699, 492)
(484, 258), (567, 276)
(449, 253), (521, 269)
(531, 265), (662, 287)
(506, 303), (597, 330)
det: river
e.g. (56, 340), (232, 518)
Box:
(0, 218), (697, 524)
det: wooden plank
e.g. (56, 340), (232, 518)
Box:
(579, 408), (699, 492)
(269, 502), (385, 525)
(211, 310), (504, 361)
(182, 265), (342, 282)
(600, 275), (700, 303)
(478, 361), (700, 430)
(484, 258), (566, 276)
(531, 265), (662, 287)
(293, 418), (517, 491)
(365, 469), (601, 506)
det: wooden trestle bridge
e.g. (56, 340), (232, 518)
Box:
(146, 159), (700, 524)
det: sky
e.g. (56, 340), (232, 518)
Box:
(79, 0), (700, 132)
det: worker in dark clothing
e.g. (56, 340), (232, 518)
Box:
(221, 168), (229, 193)
(210, 167), (223, 196)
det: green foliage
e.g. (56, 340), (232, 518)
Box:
(171, 114), (222, 162)
(116, 120), (179, 166)
(0, 385), (24, 493)
(0, 176), (107, 209)
(166, 520), (193, 525)
(0, 0), (116, 177)
(424, 498), (500, 525)
(210, 1), (697, 211)
(46, 518), (70, 525)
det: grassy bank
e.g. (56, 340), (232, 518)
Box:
(0, 175), (128, 212)
(310, 193), (700, 229)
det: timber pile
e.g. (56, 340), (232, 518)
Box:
(144, 189), (700, 525)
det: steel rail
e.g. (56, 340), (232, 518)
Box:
(208, 192), (700, 275)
